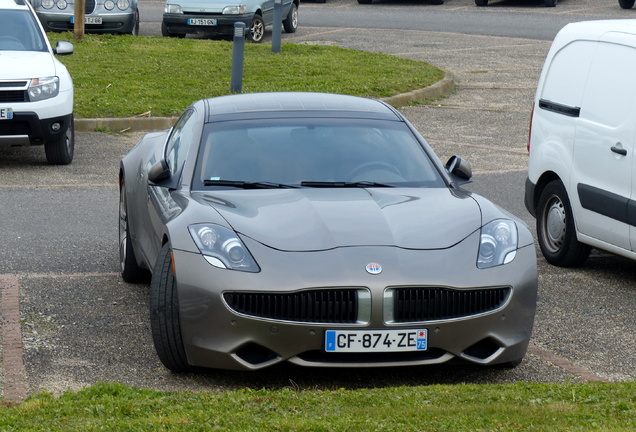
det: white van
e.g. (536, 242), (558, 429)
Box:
(525, 20), (636, 267)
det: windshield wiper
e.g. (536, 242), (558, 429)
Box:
(203, 180), (297, 189)
(300, 181), (394, 188)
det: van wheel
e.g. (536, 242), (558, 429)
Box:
(619, 0), (635, 8)
(475, 0), (488, 5)
(536, 180), (590, 267)
(44, 115), (74, 165)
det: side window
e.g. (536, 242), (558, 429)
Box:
(165, 108), (196, 176)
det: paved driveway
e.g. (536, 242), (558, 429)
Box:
(2, 2), (635, 400)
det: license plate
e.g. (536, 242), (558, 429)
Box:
(70, 17), (103, 25)
(188, 18), (217, 26)
(325, 329), (427, 353)
(0, 107), (13, 120)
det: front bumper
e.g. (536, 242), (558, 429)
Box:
(36, 11), (137, 34)
(171, 232), (538, 371)
(162, 13), (256, 36)
(0, 112), (72, 147)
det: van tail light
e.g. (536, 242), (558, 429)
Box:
(527, 104), (534, 153)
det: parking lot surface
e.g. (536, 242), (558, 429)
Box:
(2, 1), (635, 400)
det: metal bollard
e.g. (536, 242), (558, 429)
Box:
(272, 0), (282, 53)
(230, 22), (246, 93)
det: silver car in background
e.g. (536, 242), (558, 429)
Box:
(31, 0), (140, 35)
(119, 92), (538, 372)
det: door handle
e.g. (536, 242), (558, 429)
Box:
(611, 146), (627, 156)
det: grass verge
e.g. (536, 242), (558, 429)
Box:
(46, 33), (445, 118)
(0, 382), (634, 430)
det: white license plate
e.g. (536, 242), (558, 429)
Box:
(325, 329), (427, 353)
(70, 17), (103, 24)
(0, 107), (13, 120)
(188, 18), (217, 26)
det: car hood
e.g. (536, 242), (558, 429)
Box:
(0, 51), (56, 79)
(192, 188), (482, 251)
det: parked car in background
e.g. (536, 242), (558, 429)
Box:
(119, 92), (538, 372)
(526, 20), (636, 267)
(0, 0), (75, 165)
(475, 0), (557, 6)
(162, 0), (298, 43)
(31, 0), (140, 35)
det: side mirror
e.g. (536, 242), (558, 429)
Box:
(54, 41), (74, 56)
(148, 159), (171, 183)
(445, 155), (472, 183)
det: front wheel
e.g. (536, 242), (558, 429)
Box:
(150, 244), (192, 372)
(536, 180), (590, 267)
(247, 15), (265, 43)
(44, 115), (74, 165)
(619, 0), (635, 8)
(474, 0), (488, 5)
(283, 3), (298, 34)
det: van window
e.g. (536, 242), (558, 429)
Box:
(581, 42), (636, 128)
(541, 40), (596, 109)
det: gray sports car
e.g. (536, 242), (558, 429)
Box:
(119, 92), (538, 372)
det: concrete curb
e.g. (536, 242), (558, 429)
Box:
(74, 71), (456, 133)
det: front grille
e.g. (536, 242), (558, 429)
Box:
(85, 0), (96, 14)
(0, 81), (29, 103)
(224, 289), (359, 323)
(393, 287), (511, 322)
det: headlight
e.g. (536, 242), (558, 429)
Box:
(117, 0), (130, 9)
(189, 223), (260, 272)
(28, 76), (59, 102)
(41, 0), (54, 9)
(104, 0), (115, 10)
(477, 219), (518, 269)
(223, 5), (246, 14)
(165, 4), (182, 13)
(57, 0), (68, 9)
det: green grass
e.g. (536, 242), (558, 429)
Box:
(0, 382), (634, 430)
(46, 33), (445, 118)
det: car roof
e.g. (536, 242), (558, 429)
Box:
(557, 19), (636, 42)
(203, 92), (402, 122)
(0, 0), (30, 10)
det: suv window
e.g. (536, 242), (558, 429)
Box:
(0, 10), (47, 52)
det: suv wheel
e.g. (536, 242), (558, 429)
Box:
(536, 180), (590, 267)
(44, 115), (74, 165)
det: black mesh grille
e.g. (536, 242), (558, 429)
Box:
(393, 287), (511, 322)
(0, 90), (28, 103)
(0, 120), (30, 136)
(224, 289), (359, 323)
(85, 0), (96, 14)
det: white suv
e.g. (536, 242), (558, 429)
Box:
(526, 20), (636, 267)
(0, 0), (74, 164)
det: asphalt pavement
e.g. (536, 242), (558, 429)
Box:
(2, 2), (635, 401)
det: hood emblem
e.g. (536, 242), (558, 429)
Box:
(366, 263), (382, 275)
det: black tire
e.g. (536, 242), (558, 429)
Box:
(119, 179), (150, 283)
(536, 180), (591, 267)
(44, 114), (74, 165)
(161, 21), (185, 38)
(474, 0), (488, 5)
(283, 3), (298, 34)
(429, 0), (444, 4)
(130, 11), (140, 35)
(315, 0), (326, 3)
(544, 0), (557, 6)
(150, 244), (192, 372)
(247, 15), (265, 43)
(619, 0), (635, 8)
(357, 0), (372, 3)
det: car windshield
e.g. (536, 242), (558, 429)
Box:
(192, 118), (446, 190)
(0, 10), (48, 52)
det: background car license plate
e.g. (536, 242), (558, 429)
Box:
(70, 17), (103, 24)
(325, 329), (427, 353)
(188, 18), (217, 26)
(0, 107), (13, 120)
